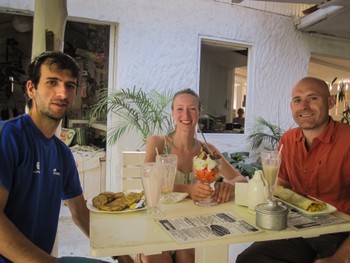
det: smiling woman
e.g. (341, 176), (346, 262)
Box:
(141, 87), (246, 263)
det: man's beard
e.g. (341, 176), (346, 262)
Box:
(41, 108), (67, 122)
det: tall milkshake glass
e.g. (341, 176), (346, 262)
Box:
(260, 151), (281, 201)
(257, 150), (288, 230)
(156, 154), (177, 203)
(141, 162), (169, 219)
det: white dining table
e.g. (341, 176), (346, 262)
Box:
(89, 198), (350, 263)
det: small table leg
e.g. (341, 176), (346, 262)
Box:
(195, 245), (228, 263)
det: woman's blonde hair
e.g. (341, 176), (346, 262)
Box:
(171, 88), (201, 111)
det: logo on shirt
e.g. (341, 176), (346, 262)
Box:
(33, 162), (40, 174)
(53, 168), (61, 176)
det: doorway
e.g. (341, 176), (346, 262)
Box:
(199, 38), (249, 134)
(0, 13), (112, 140)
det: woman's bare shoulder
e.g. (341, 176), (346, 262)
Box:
(145, 135), (166, 152)
(145, 135), (167, 161)
(147, 135), (165, 144)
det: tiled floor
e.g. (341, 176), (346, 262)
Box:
(58, 203), (114, 262)
(58, 203), (250, 263)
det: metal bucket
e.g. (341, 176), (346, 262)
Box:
(255, 200), (288, 231)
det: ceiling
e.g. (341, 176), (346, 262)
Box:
(232, 0), (350, 84)
(235, 0), (350, 40)
(309, 54), (350, 85)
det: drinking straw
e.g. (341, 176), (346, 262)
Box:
(279, 144), (284, 156)
(199, 127), (215, 157)
(155, 147), (159, 156)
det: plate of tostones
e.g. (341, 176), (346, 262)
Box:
(87, 189), (146, 214)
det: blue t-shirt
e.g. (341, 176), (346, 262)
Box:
(0, 114), (83, 262)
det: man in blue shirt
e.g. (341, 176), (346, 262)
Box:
(0, 51), (131, 263)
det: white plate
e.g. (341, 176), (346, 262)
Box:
(87, 190), (146, 214)
(277, 196), (337, 216)
(161, 192), (188, 204)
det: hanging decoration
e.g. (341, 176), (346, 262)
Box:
(331, 77), (349, 118)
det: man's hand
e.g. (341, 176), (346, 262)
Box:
(314, 234), (350, 263)
(314, 256), (343, 263)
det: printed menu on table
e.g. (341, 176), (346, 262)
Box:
(158, 212), (260, 243)
(287, 209), (347, 230)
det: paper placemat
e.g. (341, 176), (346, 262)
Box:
(287, 209), (347, 230)
(157, 211), (260, 243)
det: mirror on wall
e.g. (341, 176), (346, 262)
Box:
(199, 38), (248, 134)
(0, 12), (110, 147)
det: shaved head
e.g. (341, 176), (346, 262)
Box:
(292, 77), (330, 98)
(290, 76), (335, 139)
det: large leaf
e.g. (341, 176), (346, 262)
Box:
(246, 116), (284, 150)
(89, 87), (173, 146)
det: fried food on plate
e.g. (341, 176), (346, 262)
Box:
(92, 191), (124, 208)
(92, 191), (144, 211)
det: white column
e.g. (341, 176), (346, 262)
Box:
(32, 0), (67, 57)
(31, 0), (68, 136)
(32, 3), (69, 255)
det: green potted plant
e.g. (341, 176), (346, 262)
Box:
(223, 117), (284, 179)
(222, 151), (261, 179)
(88, 87), (174, 147)
(247, 116), (284, 151)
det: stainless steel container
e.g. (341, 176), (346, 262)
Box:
(255, 200), (288, 230)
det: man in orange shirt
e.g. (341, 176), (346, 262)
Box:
(237, 77), (350, 263)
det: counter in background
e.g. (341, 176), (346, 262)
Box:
(67, 119), (107, 132)
(71, 145), (106, 199)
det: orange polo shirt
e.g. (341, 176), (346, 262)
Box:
(279, 118), (350, 214)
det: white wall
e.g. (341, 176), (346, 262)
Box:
(200, 59), (230, 117)
(2, 0), (350, 190)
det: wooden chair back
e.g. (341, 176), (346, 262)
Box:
(122, 151), (146, 191)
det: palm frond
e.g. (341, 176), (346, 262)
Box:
(107, 122), (129, 145)
(247, 116), (284, 150)
(88, 87), (174, 146)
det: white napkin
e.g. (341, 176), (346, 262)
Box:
(161, 192), (188, 204)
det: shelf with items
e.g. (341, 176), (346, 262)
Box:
(91, 121), (107, 132)
(67, 119), (106, 132)
(70, 144), (106, 199)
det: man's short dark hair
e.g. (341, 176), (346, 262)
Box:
(26, 51), (80, 108)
